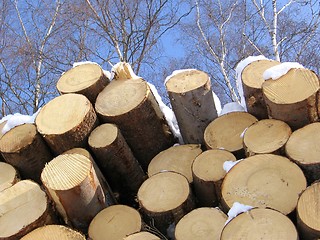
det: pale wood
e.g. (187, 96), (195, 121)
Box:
(88, 205), (142, 240)
(57, 63), (110, 104)
(137, 171), (195, 234)
(21, 225), (86, 240)
(241, 60), (280, 119)
(192, 149), (236, 207)
(165, 69), (218, 145)
(147, 144), (202, 183)
(262, 68), (319, 130)
(0, 123), (52, 183)
(221, 208), (298, 240)
(297, 182), (320, 240)
(243, 119), (291, 157)
(88, 123), (146, 204)
(221, 154), (306, 215)
(285, 122), (320, 184)
(123, 231), (160, 240)
(36, 93), (98, 155)
(175, 207), (227, 240)
(41, 153), (107, 232)
(0, 121), (5, 162)
(0, 180), (55, 240)
(95, 78), (174, 170)
(204, 112), (257, 158)
(0, 162), (19, 192)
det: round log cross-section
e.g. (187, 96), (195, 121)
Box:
(123, 231), (161, 240)
(0, 162), (19, 192)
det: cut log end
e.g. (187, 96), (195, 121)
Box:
(123, 231), (161, 240)
(88, 123), (118, 148)
(0, 162), (19, 192)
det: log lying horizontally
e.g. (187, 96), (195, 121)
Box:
(41, 153), (107, 232)
(36, 93), (98, 155)
(243, 119), (291, 157)
(262, 68), (320, 130)
(95, 78), (175, 170)
(221, 208), (298, 240)
(221, 154), (307, 215)
(241, 59), (280, 119)
(192, 149), (236, 207)
(285, 122), (320, 184)
(21, 225), (86, 240)
(0, 123), (52, 183)
(175, 207), (227, 240)
(165, 69), (218, 145)
(147, 144), (202, 183)
(0, 162), (19, 192)
(57, 63), (110, 104)
(0, 180), (55, 240)
(137, 171), (195, 234)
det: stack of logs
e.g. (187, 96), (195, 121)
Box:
(0, 61), (320, 240)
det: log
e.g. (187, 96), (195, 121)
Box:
(36, 93), (98, 155)
(262, 68), (320, 130)
(297, 182), (320, 239)
(0, 162), (19, 192)
(241, 59), (280, 119)
(204, 112), (258, 158)
(221, 154), (306, 215)
(95, 78), (175, 170)
(41, 153), (107, 232)
(88, 204), (142, 240)
(165, 69), (218, 145)
(88, 123), (146, 204)
(192, 149), (236, 207)
(137, 171), (195, 235)
(123, 231), (161, 240)
(175, 207), (227, 240)
(0, 123), (52, 183)
(21, 225), (86, 240)
(56, 63), (110, 104)
(221, 208), (298, 240)
(243, 119), (291, 157)
(0, 121), (5, 162)
(147, 144), (202, 183)
(0, 180), (55, 240)
(285, 122), (320, 184)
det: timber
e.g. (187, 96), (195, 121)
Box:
(123, 231), (161, 240)
(0, 162), (19, 192)
(165, 69), (218, 145)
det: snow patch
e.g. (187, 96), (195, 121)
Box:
(164, 69), (197, 85)
(220, 102), (245, 116)
(263, 62), (304, 81)
(226, 202), (254, 225)
(223, 159), (243, 173)
(103, 70), (111, 80)
(240, 127), (248, 138)
(72, 61), (100, 68)
(111, 62), (140, 81)
(212, 91), (222, 115)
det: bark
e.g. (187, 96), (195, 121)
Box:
(0, 162), (20, 192)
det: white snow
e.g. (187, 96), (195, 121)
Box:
(72, 61), (100, 68)
(263, 62), (305, 81)
(111, 62), (140, 81)
(147, 82), (183, 144)
(0, 109), (41, 135)
(223, 159), (243, 173)
(226, 202), (254, 225)
(235, 55), (268, 110)
(164, 69), (197, 85)
(220, 102), (245, 116)
(212, 91), (222, 115)
(240, 127), (248, 138)
(103, 69), (111, 80)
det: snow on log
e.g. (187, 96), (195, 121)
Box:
(243, 119), (291, 157)
(88, 123), (146, 204)
(285, 122), (320, 184)
(297, 182), (320, 239)
(241, 59), (280, 119)
(221, 208), (298, 240)
(137, 171), (195, 234)
(0, 180), (56, 240)
(165, 69), (218, 145)
(204, 112), (257, 158)
(0, 162), (19, 192)
(36, 93), (98, 155)
(147, 144), (202, 183)
(95, 77), (174, 171)
(41, 153), (107, 233)
(57, 63), (110, 104)
(21, 225), (86, 240)
(262, 67), (319, 130)
(221, 154), (306, 215)
(192, 149), (236, 207)
(123, 231), (161, 240)
(88, 205), (142, 240)
(0, 123), (52, 183)
(175, 207), (227, 240)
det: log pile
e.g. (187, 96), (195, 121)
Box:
(0, 60), (320, 239)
